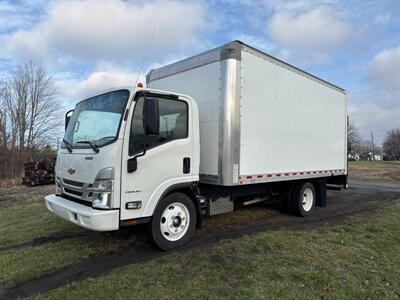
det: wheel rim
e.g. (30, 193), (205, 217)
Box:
(160, 202), (190, 242)
(302, 188), (314, 212)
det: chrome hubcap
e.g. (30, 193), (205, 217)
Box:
(160, 202), (190, 241)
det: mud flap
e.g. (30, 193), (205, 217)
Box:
(315, 179), (327, 207)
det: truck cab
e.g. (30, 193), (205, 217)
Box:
(45, 87), (201, 250)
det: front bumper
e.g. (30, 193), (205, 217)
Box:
(44, 194), (119, 231)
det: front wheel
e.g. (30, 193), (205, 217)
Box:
(151, 192), (197, 251)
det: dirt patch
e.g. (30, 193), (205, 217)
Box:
(0, 178), (23, 188)
(0, 231), (90, 252)
(0, 184), (53, 204)
(1, 181), (399, 300)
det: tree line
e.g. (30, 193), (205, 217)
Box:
(0, 61), (61, 178)
(348, 122), (400, 161)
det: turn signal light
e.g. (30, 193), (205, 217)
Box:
(126, 201), (142, 209)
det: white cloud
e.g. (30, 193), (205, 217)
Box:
(5, 0), (207, 65)
(263, 0), (319, 13)
(4, 30), (52, 62)
(368, 46), (400, 90)
(349, 46), (400, 144)
(235, 34), (291, 60)
(0, 0), (48, 32)
(267, 6), (351, 63)
(349, 102), (400, 144)
(236, 34), (273, 52)
(57, 67), (143, 102)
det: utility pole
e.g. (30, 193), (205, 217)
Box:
(371, 130), (375, 161)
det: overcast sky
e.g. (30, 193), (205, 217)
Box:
(0, 0), (399, 145)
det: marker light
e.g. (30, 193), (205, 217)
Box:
(137, 82), (144, 88)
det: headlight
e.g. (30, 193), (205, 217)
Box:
(92, 191), (112, 209)
(93, 179), (113, 191)
(92, 167), (114, 209)
(55, 177), (61, 195)
(92, 179), (113, 209)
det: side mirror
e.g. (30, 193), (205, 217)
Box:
(145, 98), (159, 135)
(65, 110), (74, 131)
(127, 156), (137, 173)
(128, 96), (159, 174)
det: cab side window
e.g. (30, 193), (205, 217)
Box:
(129, 96), (188, 156)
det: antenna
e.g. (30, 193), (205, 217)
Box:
(134, 27), (156, 88)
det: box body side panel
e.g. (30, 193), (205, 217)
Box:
(240, 50), (347, 177)
(148, 62), (221, 177)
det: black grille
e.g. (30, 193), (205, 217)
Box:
(63, 179), (84, 187)
(64, 188), (82, 197)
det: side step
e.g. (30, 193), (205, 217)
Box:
(208, 197), (233, 216)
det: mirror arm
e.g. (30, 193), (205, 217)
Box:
(128, 95), (148, 173)
(65, 109), (74, 131)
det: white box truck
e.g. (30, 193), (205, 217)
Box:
(45, 41), (347, 250)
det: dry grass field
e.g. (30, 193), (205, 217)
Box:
(349, 161), (400, 182)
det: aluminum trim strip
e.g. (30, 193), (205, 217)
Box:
(238, 169), (346, 184)
(218, 58), (241, 185)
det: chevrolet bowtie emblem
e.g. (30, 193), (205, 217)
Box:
(67, 168), (76, 175)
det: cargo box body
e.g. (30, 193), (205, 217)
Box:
(147, 41), (347, 186)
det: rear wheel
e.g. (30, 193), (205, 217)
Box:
(291, 182), (315, 216)
(151, 192), (196, 251)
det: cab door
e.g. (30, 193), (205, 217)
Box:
(120, 92), (196, 220)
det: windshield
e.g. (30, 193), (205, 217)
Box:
(63, 89), (130, 149)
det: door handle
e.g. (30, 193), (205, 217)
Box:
(183, 157), (190, 174)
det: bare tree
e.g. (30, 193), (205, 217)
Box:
(383, 128), (400, 160)
(0, 61), (60, 178)
(347, 121), (361, 152)
(0, 81), (7, 150)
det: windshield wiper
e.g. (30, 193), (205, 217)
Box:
(76, 140), (99, 153)
(63, 139), (73, 153)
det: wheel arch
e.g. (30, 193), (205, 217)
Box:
(153, 182), (202, 228)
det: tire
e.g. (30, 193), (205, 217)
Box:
(291, 182), (315, 217)
(151, 192), (197, 251)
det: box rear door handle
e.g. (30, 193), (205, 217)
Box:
(183, 157), (190, 174)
